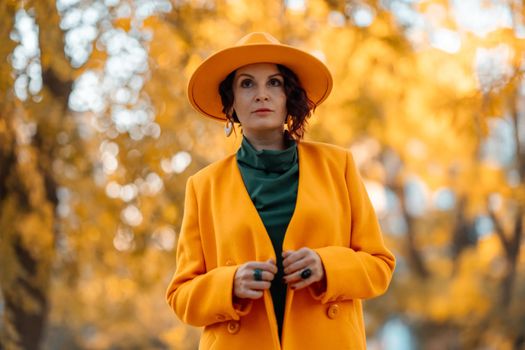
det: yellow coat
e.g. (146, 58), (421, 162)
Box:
(166, 141), (395, 350)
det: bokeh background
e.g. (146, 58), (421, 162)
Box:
(1, 0), (524, 349)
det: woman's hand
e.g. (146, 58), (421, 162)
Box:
(233, 259), (277, 299)
(282, 248), (326, 290)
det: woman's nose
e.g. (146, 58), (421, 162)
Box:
(255, 86), (270, 101)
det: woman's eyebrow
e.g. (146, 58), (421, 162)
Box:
(235, 73), (283, 79)
(236, 73), (254, 78)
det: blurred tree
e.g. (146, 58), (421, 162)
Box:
(1, 0), (524, 349)
(0, 0), (73, 348)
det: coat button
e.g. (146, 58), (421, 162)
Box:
(327, 304), (340, 319)
(227, 320), (240, 334)
(225, 259), (235, 266)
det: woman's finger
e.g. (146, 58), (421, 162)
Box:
(237, 289), (263, 299)
(250, 270), (274, 282)
(282, 250), (305, 269)
(283, 266), (319, 285)
(240, 267), (275, 281)
(283, 256), (312, 275)
(288, 278), (311, 291)
(245, 261), (278, 274)
(245, 280), (272, 290)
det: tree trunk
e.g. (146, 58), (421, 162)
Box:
(0, 1), (66, 348)
(393, 182), (429, 279)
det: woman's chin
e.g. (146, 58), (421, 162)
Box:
(244, 126), (284, 135)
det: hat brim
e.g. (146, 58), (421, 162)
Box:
(187, 43), (333, 121)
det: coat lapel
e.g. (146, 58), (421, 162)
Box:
(283, 141), (317, 251)
(226, 155), (276, 260)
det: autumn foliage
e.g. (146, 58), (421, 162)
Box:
(0, 0), (524, 349)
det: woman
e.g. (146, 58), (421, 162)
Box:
(166, 32), (395, 350)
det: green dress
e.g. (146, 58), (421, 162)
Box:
(236, 136), (298, 339)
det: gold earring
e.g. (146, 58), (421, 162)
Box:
(224, 118), (233, 137)
(286, 116), (293, 132)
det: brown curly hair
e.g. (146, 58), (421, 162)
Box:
(218, 64), (315, 139)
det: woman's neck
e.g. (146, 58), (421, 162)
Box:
(243, 129), (286, 151)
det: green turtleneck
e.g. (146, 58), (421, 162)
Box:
(236, 135), (298, 339)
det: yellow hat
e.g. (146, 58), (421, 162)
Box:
(187, 32), (333, 121)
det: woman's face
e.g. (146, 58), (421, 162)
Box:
(232, 63), (287, 137)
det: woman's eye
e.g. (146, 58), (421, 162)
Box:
(240, 79), (253, 88)
(269, 78), (283, 87)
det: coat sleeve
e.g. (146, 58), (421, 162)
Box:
(166, 176), (252, 327)
(310, 151), (395, 303)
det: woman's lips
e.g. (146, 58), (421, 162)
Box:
(253, 108), (273, 114)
